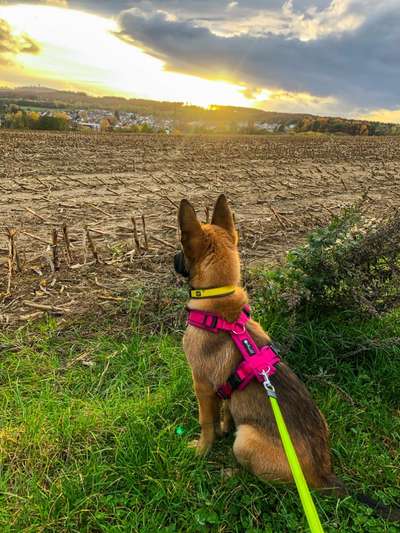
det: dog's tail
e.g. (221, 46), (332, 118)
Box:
(353, 493), (400, 522)
(325, 475), (400, 522)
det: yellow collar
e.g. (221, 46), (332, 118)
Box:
(190, 285), (236, 299)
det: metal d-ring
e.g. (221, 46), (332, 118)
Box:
(231, 324), (246, 335)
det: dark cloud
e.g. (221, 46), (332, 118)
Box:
(0, 17), (40, 63)
(2, 1), (332, 18)
(117, 5), (400, 109)
(67, 1), (332, 16)
(69, 1), (286, 17)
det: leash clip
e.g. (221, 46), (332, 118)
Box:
(260, 368), (277, 398)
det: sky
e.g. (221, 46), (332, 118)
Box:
(0, 1), (399, 121)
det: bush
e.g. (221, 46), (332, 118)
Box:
(252, 205), (400, 316)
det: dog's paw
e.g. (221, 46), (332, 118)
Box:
(221, 467), (240, 480)
(189, 438), (212, 456)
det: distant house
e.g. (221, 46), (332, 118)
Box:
(255, 122), (280, 132)
(78, 122), (100, 131)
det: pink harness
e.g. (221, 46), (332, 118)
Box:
(187, 305), (281, 399)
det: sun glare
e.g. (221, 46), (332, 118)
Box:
(0, 4), (258, 108)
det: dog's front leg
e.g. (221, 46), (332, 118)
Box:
(191, 375), (221, 455)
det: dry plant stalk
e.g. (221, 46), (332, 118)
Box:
(52, 228), (59, 271)
(21, 231), (51, 245)
(12, 234), (22, 273)
(131, 216), (141, 254)
(62, 222), (73, 265)
(46, 245), (55, 274)
(24, 206), (48, 222)
(23, 300), (68, 313)
(85, 226), (101, 264)
(268, 205), (288, 242)
(82, 230), (88, 264)
(6, 228), (17, 295)
(269, 205), (287, 230)
(232, 212), (241, 241)
(150, 235), (176, 249)
(141, 214), (149, 251)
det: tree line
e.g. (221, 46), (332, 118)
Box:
(2, 104), (400, 136)
(295, 116), (400, 136)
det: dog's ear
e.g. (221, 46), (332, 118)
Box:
(178, 199), (202, 237)
(211, 194), (235, 236)
(178, 199), (205, 258)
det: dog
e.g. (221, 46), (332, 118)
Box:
(175, 194), (400, 520)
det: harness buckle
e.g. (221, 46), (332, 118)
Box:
(203, 314), (218, 330)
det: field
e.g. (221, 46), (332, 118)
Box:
(0, 131), (399, 532)
(1, 131), (400, 326)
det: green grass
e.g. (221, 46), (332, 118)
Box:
(0, 296), (399, 532)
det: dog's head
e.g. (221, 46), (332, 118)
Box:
(176, 194), (240, 288)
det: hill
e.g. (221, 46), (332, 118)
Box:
(0, 86), (399, 135)
(0, 85), (309, 123)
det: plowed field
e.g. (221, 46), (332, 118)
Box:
(1, 131), (400, 326)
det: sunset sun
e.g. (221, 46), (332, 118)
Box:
(0, 4), (257, 108)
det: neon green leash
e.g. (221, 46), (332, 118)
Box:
(261, 370), (325, 533)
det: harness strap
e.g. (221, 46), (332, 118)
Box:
(187, 305), (280, 399)
(187, 305), (249, 334)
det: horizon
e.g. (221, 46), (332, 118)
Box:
(1, 2), (400, 123)
(2, 83), (400, 126)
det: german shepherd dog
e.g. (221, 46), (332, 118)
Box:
(176, 194), (399, 521)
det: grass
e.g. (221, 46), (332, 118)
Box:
(0, 292), (399, 532)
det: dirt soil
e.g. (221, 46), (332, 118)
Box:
(1, 131), (400, 328)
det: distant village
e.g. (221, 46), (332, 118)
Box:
(37, 108), (176, 133)
(0, 105), (297, 134)
(35, 108), (297, 133)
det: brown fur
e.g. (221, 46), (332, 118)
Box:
(179, 194), (340, 490)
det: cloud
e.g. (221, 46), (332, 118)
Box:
(65, 1), (335, 37)
(0, 17), (39, 63)
(117, 1), (400, 110)
(68, 1), (332, 17)
(64, 1), (361, 38)
(70, 1), (286, 17)
(1, 0), (399, 115)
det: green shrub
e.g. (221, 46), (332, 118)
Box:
(252, 205), (400, 316)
